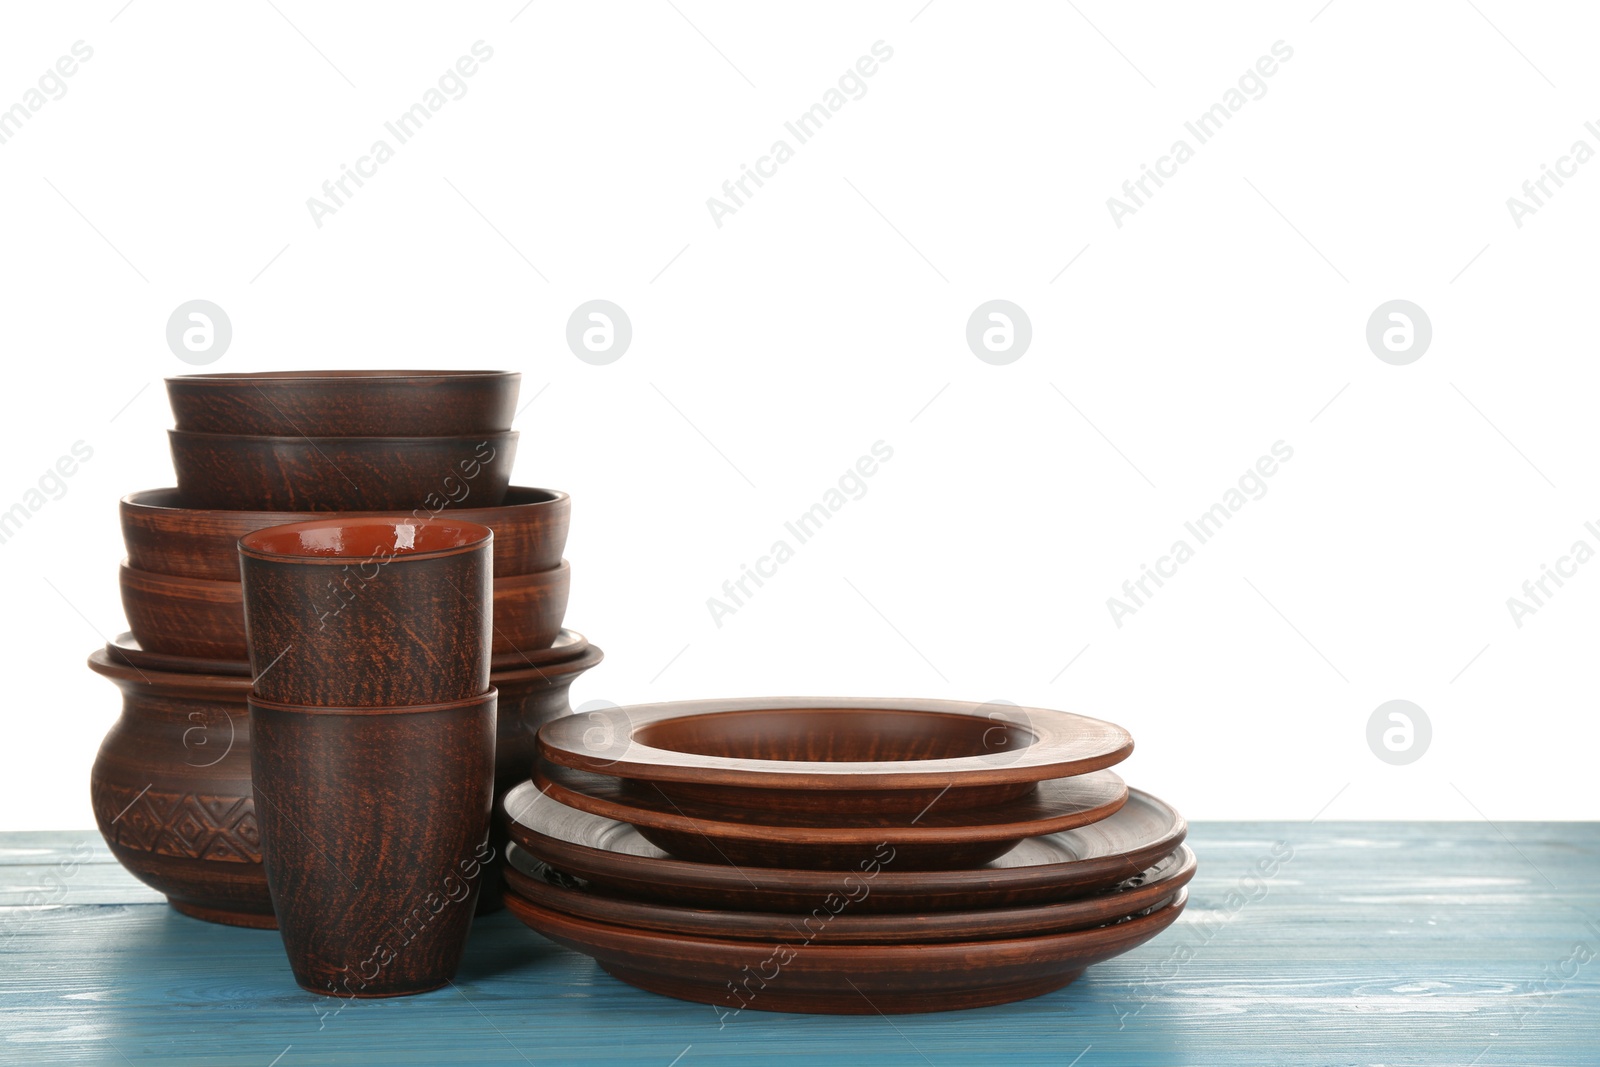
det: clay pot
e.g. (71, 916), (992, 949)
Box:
(120, 487), (569, 582)
(166, 370), (520, 437)
(250, 690), (497, 997)
(86, 635), (602, 926)
(86, 650), (274, 928)
(239, 518), (492, 707)
(169, 430), (517, 511)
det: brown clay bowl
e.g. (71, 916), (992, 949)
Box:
(121, 561), (571, 664)
(532, 761), (1127, 870)
(505, 886), (1186, 1015)
(251, 690), (496, 997)
(169, 430), (518, 511)
(504, 783), (1185, 913)
(503, 842), (1195, 944)
(121, 487), (569, 581)
(106, 631), (250, 676)
(239, 517), (492, 707)
(166, 370), (519, 437)
(87, 649), (273, 928)
(120, 562), (245, 662)
(538, 697), (1134, 817)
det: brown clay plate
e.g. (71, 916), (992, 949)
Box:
(503, 841), (1196, 944)
(503, 782), (1186, 912)
(532, 761), (1128, 870)
(504, 885), (1187, 1015)
(106, 631), (251, 677)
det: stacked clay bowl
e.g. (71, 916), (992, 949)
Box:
(90, 370), (602, 927)
(501, 697), (1191, 1014)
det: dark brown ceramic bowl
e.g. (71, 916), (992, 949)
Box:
(120, 562), (247, 662)
(251, 690), (497, 997)
(239, 517), (492, 707)
(87, 649), (273, 928)
(121, 487), (569, 582)
(120, 561), (570, 664)
(166, 370), (520, 437)
(533, 761), (1128, 871)
(106, 631), (250, 676)
(504, 887), (1187, 1014)
(539, 698), (1134, 817)
(169, 430), (518, 511)
(503, 843), (1196, 945)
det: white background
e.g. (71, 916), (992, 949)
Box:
(2, 1), (1595, 831)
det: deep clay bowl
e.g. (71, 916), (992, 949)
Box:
(121, 559), (570, 663)
(87, 637), (602, 926)
(503, 887), (1188, 1015)
(539, 698), (1135, 817)
(169, 430), (517, 512)
(239, 517), (492, 707)
(250, 690), (496, 997)
(121, 487), (569, 581)
(166, 370), (520, 437)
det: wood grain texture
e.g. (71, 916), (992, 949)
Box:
(2, 824), (1597, 1064)
(165, 370), (520, 437)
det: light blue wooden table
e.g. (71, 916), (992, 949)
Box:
(3, 823), (1597, 1066)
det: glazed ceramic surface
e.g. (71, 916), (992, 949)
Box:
(251, 690), (496, 997)
(239, 518), (492, 707)
(533, 761), (1128, 870)
(504, 783), (1186, 912)
(166, 370), (519, 437)
(503, 842), (1195, 944)
(87, 650), (273, 928)
(121, 487), (569, 582)
(504, 886), (1187, 1014)
(169, 430), (517, 511)
(539, 697), (1134, 815)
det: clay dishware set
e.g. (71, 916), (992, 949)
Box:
(88, 367), (1192, 1012)
(501, 697), (1193, 1014)
(89, 370), (601, 994)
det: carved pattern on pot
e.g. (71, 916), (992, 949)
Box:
(93, 784), (261, 863)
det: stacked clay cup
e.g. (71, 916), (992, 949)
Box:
(241, 517), (496, 997)
(90, 371), (602, 934)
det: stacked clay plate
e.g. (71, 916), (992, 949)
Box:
(502, 697), (1191, 1014)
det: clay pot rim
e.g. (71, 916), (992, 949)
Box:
(247, 687), (498, 717)
(169, 428), (520, 446)
(539, 698), (1134, 789)
(121, 485), (568, 519)
(88, 647), (253, 692)
(493, 642), (604, 685)
(167, 370), (518, 384)
(117, 557), (566, 589)
(496, 561), (570, 590)
(238, 517), (493, 564)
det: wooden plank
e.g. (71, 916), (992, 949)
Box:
(0, 823), (1596, 1066)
